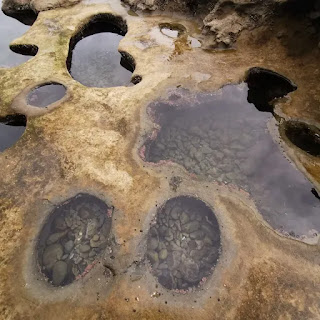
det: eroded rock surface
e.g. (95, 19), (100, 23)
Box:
(2, 0), (80, 17)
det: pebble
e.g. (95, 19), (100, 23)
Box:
(46, 231), (68, 245)
(38, 195), (113, 286)
(64, 240), (74, 253)
(52, 261), (68, 286)
(159, 249), (168, 260)
(43, 244), (63, 270)
(148, 237), (159, 250)
(146, 197), (220, 290)
(79, 244), (91, 253)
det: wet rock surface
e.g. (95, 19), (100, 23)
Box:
(284, 121), (320, 157)
(67, 14), (134, 88)
(27, 83), (66, 108)
(37, 193), (112, 286)
(147, 196), (220, 291)
(0, 114), (26, 152)
(143, 84), (320, 238)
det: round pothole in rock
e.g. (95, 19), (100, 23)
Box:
(67, 14), (135, 88)
(284, 121), (320, 157)
(159, 23), (186, 38)
(27, 83), (67, 108)
(146, 196), (221, 291)
(0, 114), (26, 151)
(245, 67), (297, 112)
(37, 193), (113, 287)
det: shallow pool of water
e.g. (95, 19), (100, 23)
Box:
(0, 0), (35, 67)
(147, 196), (220, 291)
(0, 115), (26, 152)
(68, 19), (133, 88)
(143, 84), (320, 238)
(37, 193), (113, 286)
(27, 83), (67, 107)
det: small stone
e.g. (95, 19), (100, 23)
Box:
(64, 240), (74, 253)
(147, 251), (159, 264)
(180, 212), (189, 224)
(89, 251), (96, 258)
(92, 234), (99, 241)
(159, 249), (168, 260)
(52, 261), (68, 286)
(188, 240), (197, 250)
(190, 230), (205, 240)
(46, 231), (68, 245)
(148, 237), (159, 250)
(61, 254), (69, 260)
(79, 244), (91, 253)
(65, 215), (74, 228)
(80, 252), (89, 258)
(165, 229), (174, 241)
(78, 207), (90, 219)
(182, 221), (200, 233)
(53, 217), (67, 231)
(72, 265), (80, 277)
(73, 255), (83, 265)
(43, 244), (63, 270)
(170, 207), (181, 219)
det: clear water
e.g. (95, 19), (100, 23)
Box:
(143, 84), (320, 238)
(0, 0), (34, 67)
(69, 31), (133, 88)
(37, 193), (112, 286)
(27, 84), (67, 108)
(0, 115), (26, 152)
(147, 196), (220, 291)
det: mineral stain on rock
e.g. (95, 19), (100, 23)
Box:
(37, 193), (113, 286)
(0, 114), (26, 152)
(147, 196), (220, 291)
(67, 14), (135, 88)
(284, 121), (320, 157)
(143, 84), (320, 239)
(27, 83), (67, 108)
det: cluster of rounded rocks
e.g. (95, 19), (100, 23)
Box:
(146, 94), (264, 190)
(38, 194), (112, 286)
(147, 196), (220, 290)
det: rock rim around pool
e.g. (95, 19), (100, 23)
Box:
(11, 80), (70, 117)
(146, 196), (221, 292)
(36, 193), (113, 287)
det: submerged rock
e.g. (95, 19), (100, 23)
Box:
(37, 194), (113, 286)
(146, 196), (220, 290)
(52, 261), (68, 286)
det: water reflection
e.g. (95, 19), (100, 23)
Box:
(68, 17), (133, 88)
(0, 0), (36, 67)
(28, 83), (67, 107)
(0, 115), (26, 151)
(144, 84), (320, 238)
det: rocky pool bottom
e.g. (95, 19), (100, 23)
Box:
(143, 84), (320, 239)
(147, 196), (220, 291)
(37, 193), (113, 286)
